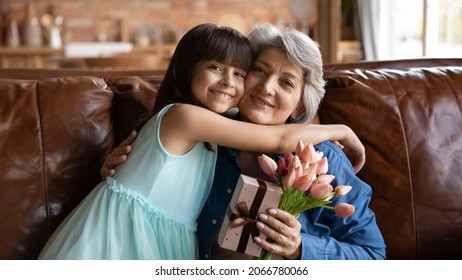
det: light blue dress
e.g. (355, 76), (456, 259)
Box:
(39, 104), (217, 259)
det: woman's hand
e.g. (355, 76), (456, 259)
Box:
(253, 208), (302, 260)
(338, 126), (366, 173)
(100, 130), (137, 180)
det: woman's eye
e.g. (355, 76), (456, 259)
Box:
(252, 66), (265, 74)
(286, 80), (295, 88)
(282, 79), (295, 89)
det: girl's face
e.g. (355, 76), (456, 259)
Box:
(191, 60), (247, 113)
(238, 46), (305, 125)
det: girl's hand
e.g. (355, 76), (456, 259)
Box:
(253, 208), (302, 260)
(338, 126), (365, 173)
(100, 130), (137, 180)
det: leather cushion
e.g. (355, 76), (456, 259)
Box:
(0, 76), (113, 259)
(107, 75), (163, 144)
(319, 66), (462, 259)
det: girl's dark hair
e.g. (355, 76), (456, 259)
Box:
(135, 23), (253, 151)
(146, 23), (253, 122)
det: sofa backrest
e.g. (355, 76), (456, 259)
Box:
(0, 74), (112, 259)
(321, 58), (462, 259)
(0, 69), (163, 259)
(1, 58), (461, 260)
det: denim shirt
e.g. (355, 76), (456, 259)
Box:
(196, 141), (386, 260)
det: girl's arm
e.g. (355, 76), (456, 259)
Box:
(161, 104), (365, 172)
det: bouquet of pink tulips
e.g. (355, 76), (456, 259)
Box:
(255, 141), (355, 260)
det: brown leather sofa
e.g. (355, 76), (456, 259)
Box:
(1, 58), (461, 260)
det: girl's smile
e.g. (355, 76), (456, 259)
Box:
(191, 60), (246, 113)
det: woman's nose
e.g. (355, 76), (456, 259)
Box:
(260, 76), (277, 96)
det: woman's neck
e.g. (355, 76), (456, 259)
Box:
(236, 112), (269, 177)
(236, 150), (259, 177)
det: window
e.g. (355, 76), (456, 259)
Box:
(378, 0), (462, 59)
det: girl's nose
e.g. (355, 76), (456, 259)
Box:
(220, 72), (234, 87)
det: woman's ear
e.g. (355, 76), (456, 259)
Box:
(290, 103), (306, 121)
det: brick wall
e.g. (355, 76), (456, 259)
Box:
(2, 0), (316, 46)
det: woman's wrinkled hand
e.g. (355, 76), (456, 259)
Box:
(253, 208), (302, 260)
(100, 130), (137, 180)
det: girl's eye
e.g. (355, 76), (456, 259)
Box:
(234, 71), (246, 78)
(210, 65), (222, 71)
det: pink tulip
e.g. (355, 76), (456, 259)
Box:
(316, 157), (328, 175)
(294, 166), (303, 178)
(335, 185), (352, 196)
(317, 174), (335, 185)
(334, 203), (355, 218)
(295, 140), (305, 158)
(283, 168), (296, 187)
(293, 173), (315, 192)
(284, 152), (293, 165)
(309, 183), (333, 200)
(286, 156), (298, 172)
(314, 151), (324, 162)
(301, 143), (317, 164)
(290, 155), (302, 170)
(277, 157), (288, 177)
(258, 154), (277, 176)
(302, 163), (317, 181)
(301, 161), (309, 172)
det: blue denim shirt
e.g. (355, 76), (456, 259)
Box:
(197, 141), (386, 260)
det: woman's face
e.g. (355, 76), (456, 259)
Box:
(238, 46), (305, 125)
(191, 60), (247, 113)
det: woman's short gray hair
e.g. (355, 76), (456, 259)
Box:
(248, 23), (325, 122)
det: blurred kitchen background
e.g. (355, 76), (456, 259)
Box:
(0, 0), (461, 69)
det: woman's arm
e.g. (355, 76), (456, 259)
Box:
(162, 104), (365, 171)
(100, 130), (137, 180)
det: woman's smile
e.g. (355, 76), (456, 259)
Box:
(237, 46), (304, 125)
(250, 95), (274, 108)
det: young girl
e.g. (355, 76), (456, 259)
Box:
(39, 23), (363, 260)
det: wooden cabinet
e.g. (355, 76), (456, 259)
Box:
(0, 47), (63, 68)
(315, 0), (363, 63)
(0, 44), (176, 69)
(315, 0), (341, 63)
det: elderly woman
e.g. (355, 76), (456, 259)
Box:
(101, 23), (386, 260)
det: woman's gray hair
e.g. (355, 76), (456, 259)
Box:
(248, 22), (325, 122)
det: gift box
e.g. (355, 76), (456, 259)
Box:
(218, 174), (283, 257)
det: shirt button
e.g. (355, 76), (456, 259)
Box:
(212, 219), (217, 225)
(205, 254), (209, 258)
(227, 188), (232, 194)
